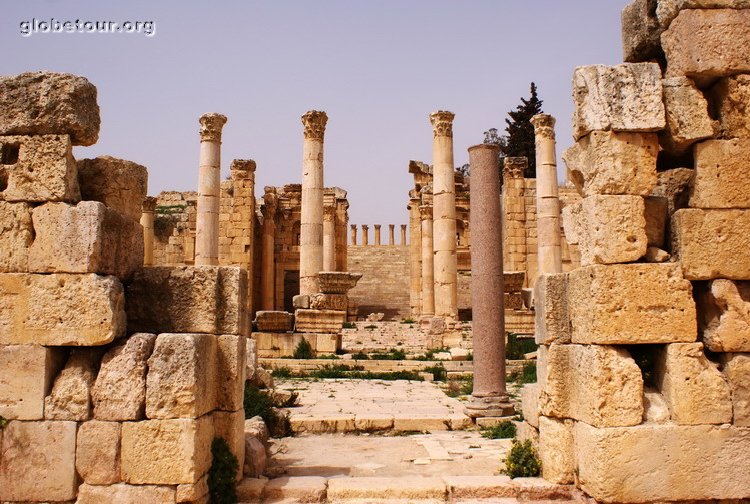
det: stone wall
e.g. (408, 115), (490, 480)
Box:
(347, 244), (411, 320)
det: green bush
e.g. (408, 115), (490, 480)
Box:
(271, 367), (293, 378)
(243, 382), (292, 437)
(443, 377), (473, 398)
(423, 363), (447, 382)
(506, 333), (538, 360)
(502, 439), (541, 478)
(481, 421), (517, 439)
(401, 317), (416, 324)
(293, 338), (314, 359)
(342, 322), (356, 329)
(370, 349), (406, 360)
(351, 351), (370, 360)
(208, 437), (238, 504)
(508, 361), (537, 384)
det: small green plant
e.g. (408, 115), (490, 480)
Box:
(351, 351), (370, 360)
(0, 416), (7, 429)
(506, 332), (538, 360)
(317, 353), (339, 360)
(370, 349), (406, 360)
(424, 363), (447, 381)
(502, 439), (541, 478)
(401, 317), (416, 324)
(508, 361), (537, 384)
(343, 322), (356, 329)
(293, 338), (314, 359)
(271, 366), (293, 378)
(208, 437), (238, 504)
(481, 421), (517, 439)
(243, 382), (292, 437)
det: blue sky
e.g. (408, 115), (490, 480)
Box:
(4, 0), (629, 228)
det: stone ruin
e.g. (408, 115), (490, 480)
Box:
(0, 72), (247, 503)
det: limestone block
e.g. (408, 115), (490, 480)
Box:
(126, 266), (248, 336)
(643, 388), (671, 423)
(262, 476), (327, 502)
(314, 332), (341, 354)
(176, 474), (208, 503)
(560, 203), (581, 245)
(644, 195), (668, 247)
(244, 436), (268, 477)
(217, 334), (246, 411)
(657, 0), (750, 29)
(520, 383), (540, 428)
(29, 201), (143, 279)
(652, 167), (694, 215)
(515, 421), (539, 446)
(540, 344), (643, 427)
(92, 333), (156, 421)
(254, 310), (294, 332)
(621, 0), (663, 63)
(663, 9), (750, 83)
(318, 271), (362, 294)
(722, 353), (750, 426)
(292, 294), (310, 309)
(655, 343), (732, 425)
(533, 273), (570, 345)
(44, 348), (101, 421)
(213, 409), (245, 481)
(443, 475), (515, 499)
(146, 333), (217, 419)
(0, 201), (33, 272)
(237, 476), (269, 502)
(0, 344), (62, 420)
(77, 156), (148, 221)
(562, 131), (658, 196)
(0, 273), (126, 346)
(568, 264), (697, 344)
(0, 420), (77, 502)
(0, 134), (79, 202)
(644, 246), (671, 263)
(575, 422), (750, 502)
(121, 416), (213, 485)
(710, 74), (750, 139)
(691, 139), (750, 209)
(76, 420), (121, 484)
(77, 483), (176, 504)
(245, 415), (269, 444)
(661, 77), (717, 154)
(698, 280), (750, 352)
(672, 208), (750, 280)
(538, 416), (575, 484)
(326, 476), (446, 501)
(294, 309), (346, 333)
(309, 292), (348, 311)
(572, 63), (666, 140)
(537, 344), (548, 387)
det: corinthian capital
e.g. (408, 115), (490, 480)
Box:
(199, 113), (228, 142)
(504, 157), (528, 179)
(301, 110), (328, 141)
(430, 110), (455, 139)
(531, 114), (556, 140)
(419, 204), (433, 220)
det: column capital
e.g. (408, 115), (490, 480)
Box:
(503, 157), (528, 179)
(374, 224), (381, 230)
(323, 205), (337, 220)
(350, 224), (357, 230)
(142, 196), (157, 213)
(362, 224), (369, 230)
(419, 204), (433, 220)
(430, 110), (455, 138)
(199, 113), (228, 142)
(531, 113), (556, 140)
(230, 159), (256, 173)
(400, 224), (407, 230)
(301, 110), (328, 141)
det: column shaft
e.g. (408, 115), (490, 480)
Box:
(374, 225), (381, 246)
(408, 200), (422, 316)
(351, 224), (357, 245)
(420, 205), (435, 316)
(195, 113), (227, 266)
(400, 224), (407, 246)
(300, 110), (328, 295)
(532, 114), (563, 276)
(261, 192), (277, 311)
(323, 206), (336, 271)
(362, 225), (369, 246)
(140, 197), (156, 266)
(388, 224), (395, 246)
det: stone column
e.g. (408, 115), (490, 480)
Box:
(195, 113), (227, 266)
(351, 224), (358, 245)
(140, 196), (157, 266)
(261, 189), (277, 311)
(420, 204), (435, 316)
(362, 225), (369, 246)
(300, 110), (328, 295)
(323, 205), (336, 271)
(466, 144), (515, 418)
(430, 111), (458, 319)
(531, 114), (563, 276)
(374, 225), (381, 246)
(408, 197), (422, 316)
(400, 225), (407, 246)
(388, 224), (395, 246)
(503, 158), (529, 281)
(336, 204), (349, 272)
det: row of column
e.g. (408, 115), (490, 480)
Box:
(349, 224), (407, 246)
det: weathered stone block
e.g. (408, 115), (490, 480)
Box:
(622, 0), (663, 63)
(538, 416), (575, 484)
(44, 348), (101, 420)
(562, 131), (658, 196)
(294, 309), (346, 333)
(254, 310), (293, 332)
(710, 74), (750, 139)
(76, 420), (121, 484)
(217, 334), (246, 411)
(520, 383), (540, 428)
(0, 344), (62, 420)
(569, 264), (697, 344)
(663, 9), (750, 82)
(657, 0), (750, 29)
(672, 208), (750, 280)
(146, 333), (217, 419)
(176, 474), (208, 503)
(0, 72), (99, 145)
(0, 201), (33, 272)
(77, 483), (176, 504)
(655, 342), (732, 425)
(77, 156), (148, 221)
(29, 201), (143, 279)
(698, 279), (750, 352)
(572, 63), (666, 140)
(292, 294), (310, 309)
(540, 344), (643, 427)
(121, 416), (213, 485)
(722, 353), (750, 426)
(92, 333), (156, 421)
(317, 271), (362, 294)
(0, 273), (126, 345)
(644, 195), (668, 247)
(126, 266), (248, 336)
(575, 422), (750, 502)
(652, 167), (694, 215)
(0, 134), (79, 202)
(661, 77), (717, 154)
(213, 409), (245, 481)
(314, 332), (342, 354)
(244, 436), (268, 478)
(309, 293), (348, 311)
(643, 388), (671, 423)
(690, 139), (750, 209)
(0, 420), (77, 502)
(534, 273), (570, 345)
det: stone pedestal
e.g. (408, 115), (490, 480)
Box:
(195, 113), (227, 266)
(350, 224), (357, 246)
(261, 189), (277, 311)
(532, 114), (563, 275)
(420, 205), (435, 316)
(140, 196), (156, 266)
(323, 206), (336, 272)
(300, 110), (327, 295)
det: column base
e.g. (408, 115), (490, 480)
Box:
(465, 394), (516, 419)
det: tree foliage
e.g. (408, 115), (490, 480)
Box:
(492, 82), (544, 179)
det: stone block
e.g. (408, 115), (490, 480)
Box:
(0, 420), (77, 502)
(245, 416), (269, 444)
(657, 0), (750, 29)
(540, 344), (643, 427)
(443, 475), (515, 499)
(662, 9), (750, 83)
(652, 167), (694, 215)
(691, 139), (750, 209)
(237, 476), (268, 502)
(672, 208), (750, 280)
(568, 263), (697, 344)
(254, 310), (293, 332)
(0, 273), (125, 346)
(76, 420), (121, 484)
(146, 333), (217, 419)
(126, 266), (248, 336)
(121, 416), (213, 485)
(0, 201), (33, 272)
(317, 271), (362, 294)
(176, 474), (208, 503)
(644, 195), (668, 247)
(710, 74), (750, 139)
(314, 332), (341, 354)
(621, 0), (663, 63)
(575, 422), (750, 502)
(327, 476), (446, 501)
(0, 71), (99, 145)
(655, 342), (732, 425)
(520, 383), (540, 428)
(292, 294), (310, 309)
(262, 476), (327, 502)
(77, 483), (176, 504)
(0, 344), (61, 420)
(244, 435), (267, 477)
(44, 348), (101, 421)
(661, 77), (717, 154)
(698, 279), (750, 352)
(213, 409), (245, 481)
(217, 334), (246, 411)
(722, 353), (750, 426)
(538, 416), (575, 485)
(294, 309), (346, 333)
(572, 63), (665, 140)
(0, 134), (79, 202)
(77, 156), (148, 221)
(643, 388), (671, 423)
(562, 131), (658, 196)
(534, 273), (570, 345)
(309, 292), (348, 311)
(29, 201), (143, 279)
(92, 333), (156, 421)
